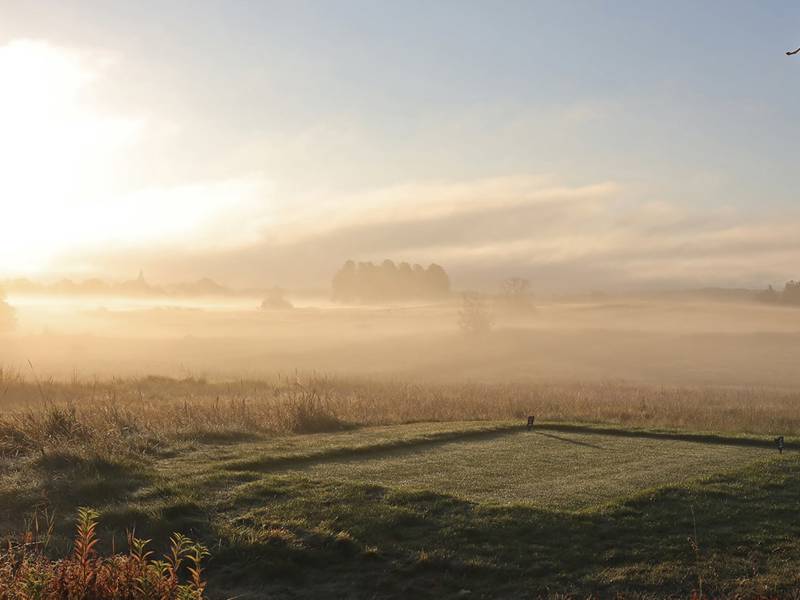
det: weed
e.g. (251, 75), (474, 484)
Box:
(0, 508), (209, 598)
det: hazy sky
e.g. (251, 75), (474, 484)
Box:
(1, 1), (799, 291)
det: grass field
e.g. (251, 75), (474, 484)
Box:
(3, 374), (800, 460)
(2, 400), (799, 598)
(281, 428), (771, 509)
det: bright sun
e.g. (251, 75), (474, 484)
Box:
(0, 39), (271, 279)
(0, 40), (141, 275)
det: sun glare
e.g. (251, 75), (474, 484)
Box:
(0, 40), (274, 278)
(0, 40), (141, 275)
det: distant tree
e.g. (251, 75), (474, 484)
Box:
(425, 263), (451, 298)
(331, 260), (452, 303)
(0, 289), (15, 332)
(411, 264), (426, 297)
(783, 281), (800, 306)
(756, 284), (779, 304)
(499, 277), (535, 314)
(458, 293), (494, 336)
(379, 259), (399, 300)
(261, 287), (293, 310)
(397, 262), (415, 294)
(357, 261), (380, 302)
(332, 260), (358, 302)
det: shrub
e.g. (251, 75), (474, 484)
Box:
(498, 277), (536, 315)
(281, 385), (344, 433)
(0, 508), (209, 599)
(458, 293), (494, 336)
(261, 287), (293, 310)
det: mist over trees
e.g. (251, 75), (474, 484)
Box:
(757, 281), (800, 306)
(332, 260), (450, 303)
(261, 287), (293, 310)
(458, 292), (494, 335)
(498, 277), (535, 314)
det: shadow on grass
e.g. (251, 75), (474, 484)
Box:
(533, 430), (605, 449)
(536, 423), (794, 451)
(205, 456), (800, 599)
(35, 452), (152, 506)
(223, 425), (520, 473)
(176, 430), (264, 445)
(0, 451), (155, 544)
(100, 499), (211, 550)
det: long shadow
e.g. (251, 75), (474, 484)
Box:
(536, 423), (792, 451)
(0, 452), (155, 542)
(223, 420), (787, 475)
(533, 430), (605, 449)
(206, 455), (800, 599)
(223, 425), (520, 473)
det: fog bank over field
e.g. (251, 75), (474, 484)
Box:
(2, 292), (800, 388)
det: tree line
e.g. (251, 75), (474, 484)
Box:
(757, 281), (800, 306)
(332, 260), (450, 303)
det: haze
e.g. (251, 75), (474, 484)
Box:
(1, 1), (800, 289)
(6, 7), (800, 596)
(2, 1), (800, 386)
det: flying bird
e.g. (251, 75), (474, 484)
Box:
(787, 47), (800, 56)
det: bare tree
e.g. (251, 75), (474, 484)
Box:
(458, 292), (494, 336)
(499, 277), (535, 314)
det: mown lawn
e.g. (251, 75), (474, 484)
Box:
(1, 421), (798, 598)
(281, 428), (769, 510)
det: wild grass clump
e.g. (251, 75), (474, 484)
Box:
(278, 385), (344, 433)
(2, 369), (800, 462)
(0, 508), (208, 599)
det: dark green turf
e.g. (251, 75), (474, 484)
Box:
(2, 422), (797, 598)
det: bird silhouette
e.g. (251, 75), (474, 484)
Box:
(787, 47), (800, 56)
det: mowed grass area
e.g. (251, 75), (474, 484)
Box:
(284, 429), (770, 510)
(3, 417), (799, 598)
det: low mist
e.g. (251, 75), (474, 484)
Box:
(3, 282), (800, 388)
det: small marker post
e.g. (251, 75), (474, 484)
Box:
(526, 416), (535, 431)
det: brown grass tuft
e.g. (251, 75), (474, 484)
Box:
(2, 370), (800, 462)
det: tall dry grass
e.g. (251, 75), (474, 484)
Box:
(2, 369), (800, 460)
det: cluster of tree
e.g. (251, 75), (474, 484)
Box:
(457, 278), (536, 336)
(261, 287), (293, 310)
(756, 281), (800, 306)
(0, 289), (15, 332)
(1, 272), (232, 297)
(332, 260), (450, 303)
(497, 277), (535, 314)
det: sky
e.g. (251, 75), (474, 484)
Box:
(1, 0), (799, 292)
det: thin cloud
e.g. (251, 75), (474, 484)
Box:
(0, 39), (275, 275)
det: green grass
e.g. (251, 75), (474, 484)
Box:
(280, 429), (770, 510)
(2, 421), (798, 598)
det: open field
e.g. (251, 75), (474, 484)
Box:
(5, 295), (800, 388)
(3, 299), (800, 596)
(2, 389), (800, 598)
(4, 6), (800, 597)
(283, 428), (770, 509)
(3, 375), (800, 460)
